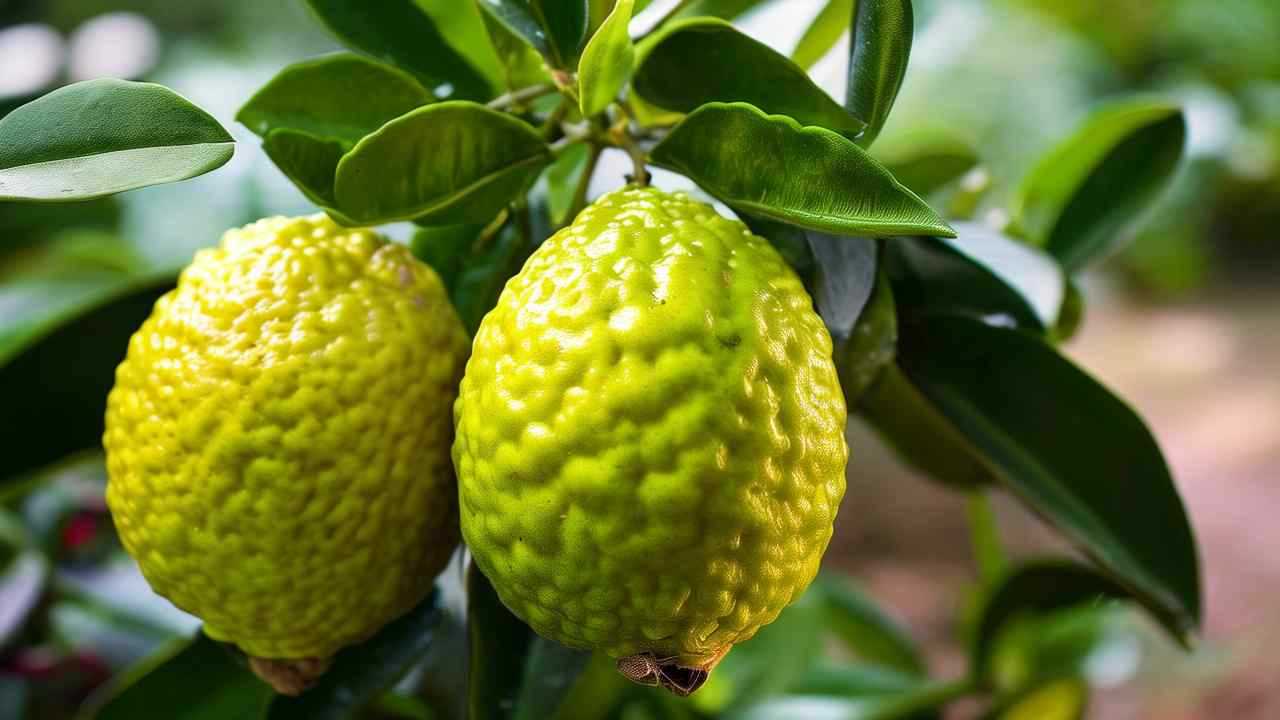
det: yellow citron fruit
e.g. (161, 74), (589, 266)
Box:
(104, 215), (468, 692)
(454, 187), (848, 694)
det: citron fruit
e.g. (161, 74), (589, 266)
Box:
(104, 215), (468, 693)
(454, 187), (848, 695)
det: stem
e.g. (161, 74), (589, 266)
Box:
(472, 208), (510, 254)
(567, 144), (603, 223)
(486, 83), (557, 111)
(610, 103), (650, 185)
(967, 490), (1007, 584)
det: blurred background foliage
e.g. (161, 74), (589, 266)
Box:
(1, 0), (1278, 718)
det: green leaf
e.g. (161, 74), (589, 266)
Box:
(873, 133), (979, 198)
(838, 265), (897, 405)
(578, 0), (635, 117)
(411, 223), (485, 297)
(675, 0), (774, 21)
(83, 634), (272, 720)
(1, 268), (174, 482)
(971, 561), (1131, 687)
(846, 0), (914, 147)
(467, 563), (536, 720)
(414, 0), (507, 91)
(814, 574), (924, 676)
(303, 0), (492, 100)
(0, 550), (48, 648)
(857, 364), (990, 489)
(792, 0), (853, 70)
(478, 7), (553, 92)
(983, 679), (1088, 720)
(333, 101), (552, 225)
(790, 663), (922, 697)
(259, 129), (348, 212)
(544, 143), (592, 226)
(267, 591), (445, 720)
(634, 19), (865, 138)
(237, 54), (433, 143)
(512, 639), (593, 720)
(1010, 100), (1186, 272)
(885, 222), (1066, 332)
(897, 315), (1200, 640)
(650, 103), (952, 237)
(479, 1), (588, 69)
(0, 80), (233, 203)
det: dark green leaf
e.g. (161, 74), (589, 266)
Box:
(303, 0), (492, 100)
(0, 550), (47, 648)
(478, 0), (553, 60)
(651, 103), (952, 237)
(846, 0), (914, 147)
(267, 590), (446, 720)
(512, 639), (593, 720)
(885, 222), (1065, 332)
(333, 101), (552, 225)
(814, 574), (924, 676)
(1, 270), (173, 482)
(83, 634), (272, 720)
(536, 0), (590, 67)
(839, 265), (897, 405)
(0, 80), (233, 202)
(467, 563), (535, 720)
(260, 129), (347, 210)
(237, 54), (432, 144)
(1011, 101), (1186, 272)
(544, 653), (630, 720)
(972, 561), (1131, 687)
(857, 364), (991, 488)
(411, 223), (486, 297)
(0, 675), (26, 719)
(578, 0), (635, 117)
(414, 0), (508, 90)
(1053, 280), (1084, 343)
(790, 663), (922, 697)
(480, 9), (553, 92)
(544, 143), (591, 226)
(898, 316), (1200, 640)
(792, 0), (853, 70)
(634, 19), (865, 138)
(982, 679), (1088, 720)
(874, 134), (979, 198)
(808, 234), (877, 347)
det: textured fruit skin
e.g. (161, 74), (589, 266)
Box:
(104, 215), (468, 660)
(454, 187), (848, 664)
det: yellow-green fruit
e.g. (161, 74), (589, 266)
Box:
(104, 215), (468, 664)
(454, 187), (848, 679)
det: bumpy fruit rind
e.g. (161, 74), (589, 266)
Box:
(105, 215), (468, 673)
(454, 187), (848, 676)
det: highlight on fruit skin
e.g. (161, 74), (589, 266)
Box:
(103, 215), (469, 694)
(454, 186), (849, 694)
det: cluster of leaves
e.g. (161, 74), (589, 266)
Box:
(0, 0), (1198, 718)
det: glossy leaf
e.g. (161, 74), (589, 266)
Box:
(0, 80), (233, 202)
(334, 101), (552, 225)
(479, 7), (553, 92)
(792, 0), (853, 70)
(578, 0), (635, 117)
(512, 639), (593, 720)
(545, 143), (592, 225)
(734, 678), (964, 720)
(898, 316), (1200, 640)
(84, 634), (272, 720)
(259, 129), (347, 210)
(1, 269), (174, 482)
(846, 0), (914, 147)
(634, 19), (865, 138)
(985, 680), (1088, 720)
(237, 54), (432, 143)
(303, 0), (491, 100)
(838, 265), (898, 405)
(808, 234), (877, 347)
(479, 0), (587, 68)
(267, 591), (445, 720)
(874, 134), (979, 198)
(414, 0), (507, 90)
(467, 563), (535, 720)
(478, 0), (553, 60)
(814, 574), (924, 676)
(857, 364), (991, 488)
(650, 103), (953, 237)
(1011, 101), (1186, 272)
(885, 222), (1066, 332)
(0, 551), (47, 648)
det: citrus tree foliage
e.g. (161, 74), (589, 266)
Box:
(0, 0), (1197, 718)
